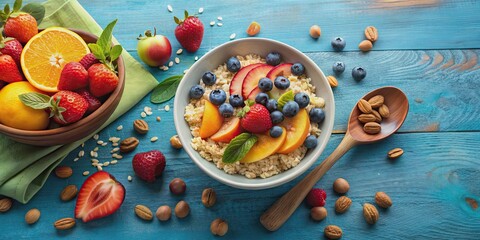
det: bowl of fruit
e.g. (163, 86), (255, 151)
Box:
(174, 38), (335, 189)
(0, 20), (125, 146)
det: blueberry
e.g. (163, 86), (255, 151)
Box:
(229, 94), (245, 107)
(258, 78), (273, 92)
(274, 76), (290, 90)
(201, 71), (216, 86)
(269, 126), (283, 138)
(309, 108), (325, 124)
(209, 89), (227, 105)
(352, 66), (367, 81)
(294, 92), (310, 108)
(291, 63), (305, 76)
(266, 99), (278, 112)
(266, 52), (282, 66)
(282, 101), (299, 117)
(303, 135), (318, 149)
(189, 85), (204, 99)
(226, 57), (241, 72)
(332, 61), (345, 74)
(270, 111), (284, 124)
(331, 37), (346, 51)
(219, 103), (234, 118)
(255, 92), (269, 106)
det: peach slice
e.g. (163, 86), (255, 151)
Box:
(277, 109), (310, 154)
(266, 63), (293, 80)
(247, 86), (261, 100)
(210, 117), (242, 143)
(241, 64), (273, 99)
(199, 100), (223, 139)
(229, 63), (263, 96)
(240, 127), (287, 164)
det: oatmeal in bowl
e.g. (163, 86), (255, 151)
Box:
(174, 38), (334, 189)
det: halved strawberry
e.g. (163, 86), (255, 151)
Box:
(241, 64), (273, 99)
(229, 63), (263, 96)
(75, 171), (125, 222)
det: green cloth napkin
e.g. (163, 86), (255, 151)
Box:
(0, 0), (158, 203)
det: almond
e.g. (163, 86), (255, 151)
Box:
(0, 197), (13, 212)
(55, 166), (73, 179)
(357, 99), (372, 113)
(365, 26), (379, 42)
(364, 122), (381, 134)
(335, 196), (352, 213)
(388, 148), (404, 159)
(324, 225), (342, 239)
(309, 25), (321, 39)
(310, 207), (328, 221)
(54, 218), (76, 230)
(368, 95), (384, 108)
(170, 135), (183, 149)
(358, 114), (377, 123)
(133, 119), (149, 134)
(363, 203), (379, 224)
(327, 75), (338, 88)
(371, 109), (383, 122)
(120, 137), (139, 153)
(60, 185), (78, 201)
(375, 192), (393, 208)
(379, 104), (390, 118)
(135, 205), (153, 221)
(246, 21), (261, 36)
(25, 208), (41, 224)
(359, 40), (373, 52)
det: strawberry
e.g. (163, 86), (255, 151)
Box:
(50, 91), (88, 125)
(79, 53), (100, 70)
(57, 62), (89, 91)
(174, 10), (204, 52)
(132, 150), (166, 183)
(88, 63), (119, 97)
(1, 0), (38, 44)
(305, 188), (327, 207)
(239, 103), (273, 133)
(0, 54), (23, 83)
(76, 88), (102, 114)
(75, 171), (125, 222)
(0, 36), (23, 66)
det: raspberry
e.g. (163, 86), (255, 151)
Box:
(306, 188), (327, 207)
(132, 150), (166, 182)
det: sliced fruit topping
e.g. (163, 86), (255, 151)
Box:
(247, 87), (261, 101)
(199, 100), (223, 138)
(74, 171), (125, 222)
(277, 109), (310, 154)
(230, 63), (262, 96)
(241, 127), (287, 163)
(266, 63), (293, 81)
(132, 150), (166, 182)
(222, 133), (258, 164)
(210, 117), (242, 143)
(241, 64), (273, 99)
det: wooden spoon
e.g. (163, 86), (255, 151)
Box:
(260, 86), (409, 231)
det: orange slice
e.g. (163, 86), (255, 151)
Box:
(21, 27), (90, 92)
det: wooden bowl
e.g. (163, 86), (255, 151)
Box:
(0, 29), (125, 146)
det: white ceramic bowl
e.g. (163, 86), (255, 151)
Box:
(174, 38), (334, 190)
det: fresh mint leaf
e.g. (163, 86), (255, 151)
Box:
(150, 75), (183, 104)
(97, 19), (117, 54)
(4, 4), (10, 14)
(18, 92), (51, 109)
(222, 133), (258, 164)
(88, 43), (105, 62)
(21, 3), (45, 24)
(13, 0), (21, 12)
(110, 45), (122, 62)
(277, 90), (294, 111)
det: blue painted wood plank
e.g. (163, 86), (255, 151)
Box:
(76, 0), (480, 52)
(1, 131), (479, 239)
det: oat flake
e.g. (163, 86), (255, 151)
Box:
(217, 22), (223, 27)
(210, 21), (215, 26)
(217, 16), (223, 21)
(194, 56), (199, 61)
(198, 7), (204, 14)
(175, 57), (180, 64)
(167, 5), (173, 12)
(151, 136), (159, 142)
(176, 49), (183, 55)
(93, 134), (99, 140)
(168, 61), (174, 67)
(164, 105), (170, 111)
(78, 150), (85, 157)
(83, 171), (90, 176)
(141, 112), (147, 118)
(128, 176), (132, 182)
(73, 157), (79, 162)
(116, 125), (123, 131)
(156, 116), (161, 122)
(230, 33), (236, 40)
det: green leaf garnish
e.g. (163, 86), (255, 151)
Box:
(86, 19), (122, 72)
(18, 92), (50, 109)
(21, 3), (45, 24)
(277, 90), (294, 111)
(97, 19), (117, 54)
(222, 133), (258, 164)
(150, 75), (183, 104)
(110, 45), (123, 62)
(88, 43), (105, 62)
(13, 0), (21, 12)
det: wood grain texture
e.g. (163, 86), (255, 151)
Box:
(76, 0), (480, 52)
(1, 132), (479, 239)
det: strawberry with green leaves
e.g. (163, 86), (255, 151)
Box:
(238, 101), (273, 134)
(174, 10), (204, 53)
(0, 0), (45, 44)
(0, 35), (23, 66)
(19, 90), (89, 125)
(87, 19), (122, 97)
(0, 54), (23, 83)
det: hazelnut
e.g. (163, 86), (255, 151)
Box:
(156, 205), (171, 221)
(202, 188), (217, 208)
(310, 207), (327, 221)
(169, 178), (186, 195)
(333, 178), (350, 194)
(210, 218), (228, 236)
(309, 25), (321, 39)
(170, 135), (182, 149)
(174, 200), (190, 218)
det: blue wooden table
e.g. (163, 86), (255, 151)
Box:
(1, 0), (480, 239)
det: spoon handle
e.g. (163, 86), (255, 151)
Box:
(260, 133), (357, 231)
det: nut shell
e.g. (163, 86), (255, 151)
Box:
(309, 25), (321, 39)
(60, 185), (78, 201)
(388, 148), (404, 159)
(333, 178), (350, 194)
(310, 207), (327, 221)
(25, 208), (41, 224)
(55, 166), (73, 179)
(357, 99), (372, 113)
(175, 200), (190, 218)
(133, 119), (149, 134)
(210, 218), (229, 236)
(375, 192), (393, 208)
(365, 26), (379, 42)
(324, 225), (342, 239)
(327, 75), (338, 88)
(170, 135), (183, 149)
(335, 196), (352, 213)
(202, 188), (217, 208)
(368, 95), (384, 108)
(363, 203), (379, 224)
(156, 205), (172, 221)
(120, 137), (139, 153)
(359, 40), (373, 52)
(378, 104), (390, 118)
(54, 218), (75, 230)
(363, 122), (381, 134)
(135, 204), (153, 221)
(0, 197), (13, 212)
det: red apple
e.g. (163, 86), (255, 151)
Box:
(137, 28), (172, 67)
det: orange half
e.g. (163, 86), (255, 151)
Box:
(21, 27), (90, 92)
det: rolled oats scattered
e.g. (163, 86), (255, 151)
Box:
(78, 150), (84, 157)
(175, 57), (180, 64)
(90, 151), (95, 157)
(110, 137), (121, 143)
(73, 158), (79, 162)
(81, 143), (85, 148)
(229, 33), (236, 40)
(93, 147), (99, 152)
(91, 159), (99, 163)
(116, 125), (123, 131)
(167, 5), (173, 12)
(194, 56), (199, 61)
(198, 7), (204, 14)
(146, 111), (153, 116)
(164, 105), (170, 111)
(83, 171), (90, 176)
(97, 166), (103, 171)
(217, 16), (223, 21)
(168, 61), (174, 67)
(128, 176), (132, 182)
(101, 142), (108, 146)
(176, 49), (183, 55)
(103, 162), (110, 167)
(110, 160), (118, 165)
(151, 136), (159, 142)
(111, 147), (119, 153)
(93, 134), (99, 140)
(217, 22), (223, 27)
(141, 112), (147, 118)
(112, 154), (123, 159)
(112, 143), (119, 147)
(210, 21), (215, 26)
(97, 140), (104, 145)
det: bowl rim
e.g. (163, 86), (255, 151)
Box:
(174, 37), (335, 189)
(0, 28), (125, 136)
